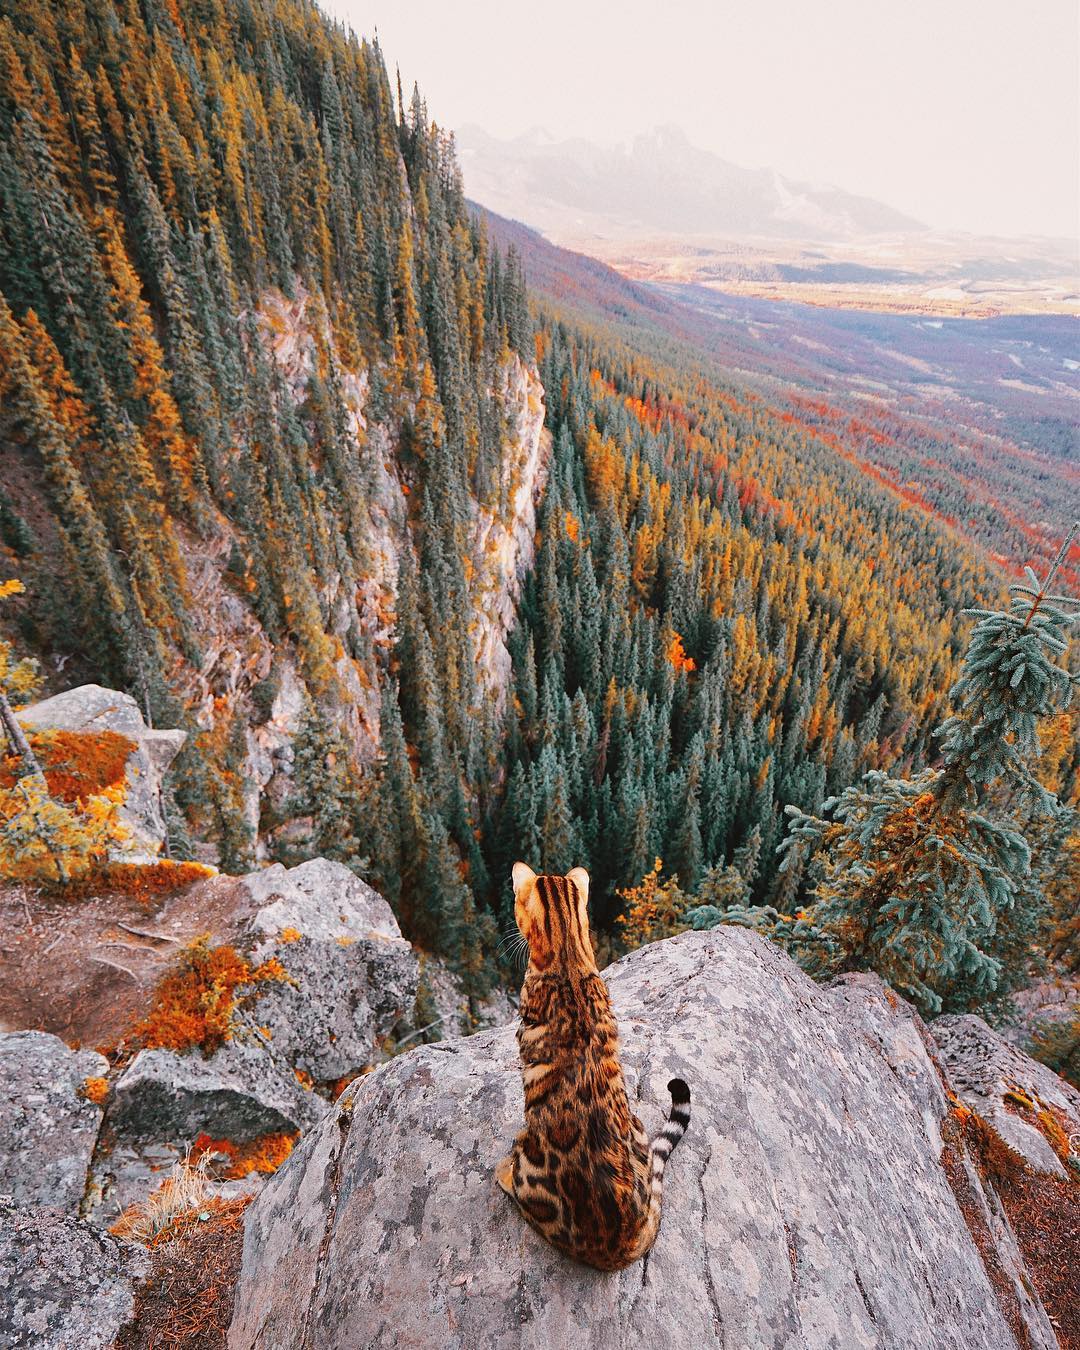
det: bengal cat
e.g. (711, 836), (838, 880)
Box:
(496, 862), (691, 1271)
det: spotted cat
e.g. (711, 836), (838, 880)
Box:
(496, 862), (690, 1271)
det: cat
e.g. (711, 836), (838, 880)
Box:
(496, 862), (691, 1271)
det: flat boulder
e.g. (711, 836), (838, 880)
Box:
(0, 1199), (148, 1349)
(228, 928), (1051, 1350)
(0, 1030), (108, 1213)
(109, 1039), (326, 1145)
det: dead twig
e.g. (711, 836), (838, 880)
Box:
(89, 954), (140, 981)
(116, 920), (180, 944)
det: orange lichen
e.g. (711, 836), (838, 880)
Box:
(278, 927), (302, 943)
(53, 859), (214, 907)
(128, 938), (289, 1055)
(0, 729), (136, 804)
(294, 1068), (314, 1090)
(82, 1075), (109, 1105)
(190, 1131), (298, 1180)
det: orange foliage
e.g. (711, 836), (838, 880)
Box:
(190, 1130), (297, 1179)
(54, 859), (214, 907)
(0, 729), (135, 804)
(665, 631), (696, 675)
(82, 1075), (109, 1105)
(129, 937), (289, 1055)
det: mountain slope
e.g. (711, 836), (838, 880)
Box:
(0, 0), (544, 976)
(481, 209), (1080, 590)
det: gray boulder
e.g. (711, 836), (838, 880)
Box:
(228, 928), (1052, 1350)
(17, 684), (185, 859)
(109, 1039), (326, 1145)
(933, 1012), (1080, 1178)
(0, 1031), (108, 1213)
(418, 953), (516, 1040)
(230, 858), (419, 1081)
(0, 1199), (148, 1349)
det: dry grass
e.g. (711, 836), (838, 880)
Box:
(116, 1194), (250, 1350)
(111, 1152), (217, 1246)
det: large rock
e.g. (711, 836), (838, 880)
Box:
(933, 1013), (1080, 1178)
(110, 1039), (325, 1145)
(17, 684), (185, 859)
(0, 1031), (108, 1213)
(0, 1199), (148, 1349)
(417, 952), (516, 1040)
(230, 858), (419, 1081)
(228, 929), (1052, 1350)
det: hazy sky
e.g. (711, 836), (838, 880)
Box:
(323, 0), (1079, 240)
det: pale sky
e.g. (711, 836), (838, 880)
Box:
(322, 0), (1079, 240)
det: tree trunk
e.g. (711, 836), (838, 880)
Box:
(0, 687), (41, 778)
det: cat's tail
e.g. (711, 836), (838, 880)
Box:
(651, 1078), (691, 1177)
(629, 1078), (691, 1261)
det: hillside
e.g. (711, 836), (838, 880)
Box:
(0, 0), (1077, 1004)
(0, 0), (546, 978)
(482, 210), (1080, 590)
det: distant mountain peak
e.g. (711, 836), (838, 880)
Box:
(457, 124), (927, 242)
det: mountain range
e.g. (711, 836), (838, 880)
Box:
(457, 123), (927, 242)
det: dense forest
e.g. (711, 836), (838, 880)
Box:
(0, 0), (1076, 1041)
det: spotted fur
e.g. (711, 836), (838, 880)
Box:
(496, 863), (690, 1271)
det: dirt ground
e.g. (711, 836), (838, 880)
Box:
(0, 873), (252, 1050)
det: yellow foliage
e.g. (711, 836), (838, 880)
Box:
(0, 577), (42, 705)
(616, 858), (689, 951)
(0, 775), (128, 883)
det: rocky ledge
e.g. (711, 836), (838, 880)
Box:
(228, 928), (1076, 1350)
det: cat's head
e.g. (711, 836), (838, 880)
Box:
(511, 863), (596, 972)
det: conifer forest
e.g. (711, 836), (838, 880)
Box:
(0, 0), (1077, 1065)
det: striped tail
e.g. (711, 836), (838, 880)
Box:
(651, 1078), (691, 1176)
(629, 1078), (691, 1261)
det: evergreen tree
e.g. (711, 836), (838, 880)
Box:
(773, 525), (1079, 1015)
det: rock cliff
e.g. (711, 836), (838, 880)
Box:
(228, 928), (1075, 1350)
(167, 284), (550, 861)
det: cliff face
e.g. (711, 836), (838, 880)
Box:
(164, 283), (548, 860)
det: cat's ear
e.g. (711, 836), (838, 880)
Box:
(567, 866), (590, 904)
(512, 861), (537, 896)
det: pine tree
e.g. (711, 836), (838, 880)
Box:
(774, 525), (1080, 1016)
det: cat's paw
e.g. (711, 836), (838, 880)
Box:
(494, 1154), (515, 1195)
